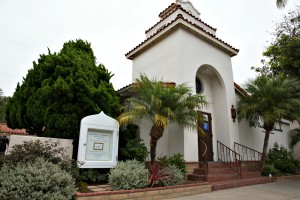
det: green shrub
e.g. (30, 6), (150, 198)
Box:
(3, 140), (68, 166)
(1, 140), (81, 180)
(290, 128), (300, 148)
(0, 157), (75, 200)
(158, 153), (186, 175)
(261, 164), (281, 176)
(164, 165), (185, 186)
(149, 162), (185, 187)
(78, 168), (108, 183)
(108, 160), (149, 190)
(77, 181), (89, 193)
(119, 138), (148, 162)
(267, 143), (299, 174)
(118, 124), (148, 162)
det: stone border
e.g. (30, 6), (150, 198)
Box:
(75, 182), (211, 200)
(272, 174), (300, 182)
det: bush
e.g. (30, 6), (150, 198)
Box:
(290, 128), (300, 148)
(77, 181), (89, 193)
(118, 124), (148, 162)
(149, 162), (185, 187)
(119, 138), (148, 162)
(1, 140), (82, 183)
(157, 153), (186, 175)
(3, 140), (68, 166)
(261, 164), (281, 176)
(0, 157), (75, 200)
(267, 143), (299, 174)
(164, 165), (185, 186)
(108, 160), (149, 190)
(78, 168), (108, 183)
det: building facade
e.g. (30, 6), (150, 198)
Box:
(119, 0), (292, 162)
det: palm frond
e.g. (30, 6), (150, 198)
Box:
(238, 74), (300, 129)
(277, 0), (288, 9)
(118, 74), (208, 131)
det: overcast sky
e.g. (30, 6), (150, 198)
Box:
(0, 0), (299, 96)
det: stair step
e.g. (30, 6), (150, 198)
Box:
(209, 168), (239, 174)
(242, 171), (262, 178)
(207, 174), (242, 182)
(187, 174), (206, 181)
(211, 177), (273, 191)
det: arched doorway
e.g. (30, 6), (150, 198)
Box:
(196, 64), (228, 161)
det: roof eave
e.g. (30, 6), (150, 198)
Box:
(126, 17), (238, 60)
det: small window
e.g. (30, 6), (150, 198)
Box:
(196, 77), (203, 94)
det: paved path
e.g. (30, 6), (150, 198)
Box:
(166, 180), (300, 200)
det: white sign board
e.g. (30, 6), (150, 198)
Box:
(77, 112), (119, 168)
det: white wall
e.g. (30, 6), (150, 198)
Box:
(238, 119), (292, 152)
(131, 27), (238, 161)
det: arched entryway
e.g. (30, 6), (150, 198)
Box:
(196, 64), (228, 161)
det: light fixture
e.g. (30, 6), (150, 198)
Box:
(231, 105), (237, 122)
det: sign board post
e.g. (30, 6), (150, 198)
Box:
(77, 112), (119, 168)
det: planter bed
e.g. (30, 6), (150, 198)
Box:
(75, 182), (211, 200)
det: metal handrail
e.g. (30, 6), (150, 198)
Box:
(234, 142), (262, 170)
(217, 141), (242, 178)
(199, 140), (208, 181)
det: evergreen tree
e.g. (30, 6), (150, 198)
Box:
(0, 88), (8, 123)
(6, 39), (120, 141)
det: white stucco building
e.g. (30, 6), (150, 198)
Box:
(118, 0), (292, 162)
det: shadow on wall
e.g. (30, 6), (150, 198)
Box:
(293, 142), (300, 159)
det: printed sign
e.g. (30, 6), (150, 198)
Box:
(85, 130), (112, 161)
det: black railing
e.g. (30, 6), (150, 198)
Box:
(199, 140), (208, 181)
(234, 142), (262, 170)
(217, 141), (242, 178)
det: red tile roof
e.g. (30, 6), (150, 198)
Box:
(126, 14), (238, 59)
(0, 123), (27, 135)
(234, 82), (249, 96)
(146, 3), (216, 34)
(117, 82), (176, 93)
(118, 82), (247, 97)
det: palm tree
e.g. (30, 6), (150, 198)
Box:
(118, 75), (208, 164)
(276, 0), (288, 9)
(237, 74), (300, 170)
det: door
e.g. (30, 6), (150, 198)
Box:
(198, 112), (213, 161)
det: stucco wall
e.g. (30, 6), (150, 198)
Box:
(131, 28), (238, 162)
(238, 119), (292, 152)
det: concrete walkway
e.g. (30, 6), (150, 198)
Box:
(166, 180), (300, 200)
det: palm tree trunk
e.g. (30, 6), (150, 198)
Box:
(261, 130), (271, 171)
(149, 125), (164, 164)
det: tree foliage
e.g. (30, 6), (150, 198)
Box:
(0, 88), (8, 123)
(237, 74), (300, 170)
(118, 74), (208, 164)
(253, 7), (300, 76)
(5, 39), (120, 139)
(276, 0), (289, 9)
